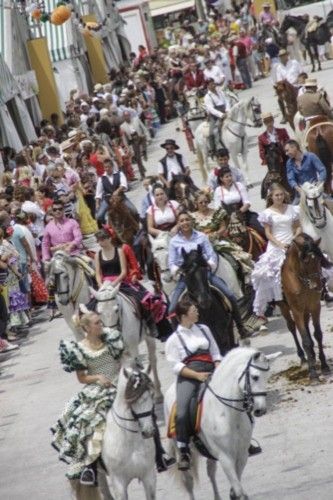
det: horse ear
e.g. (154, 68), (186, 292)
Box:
(181, 247), (187, 258)
(124, 367), (131, 379)
(89, 286), (97, 298)
(315, 238), (321, 247)
(143, 363), (151, 375)
(253, 351), (261, 361)
(197, 244), (202, 254)
(266, 351), (282, 364)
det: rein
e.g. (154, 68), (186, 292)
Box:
(305, 195), (327, 229)
(111, 406), (154, 434)
(289, 241), (323, 290)
(206, 356), (269, 417)
(55, 267), (85, 306)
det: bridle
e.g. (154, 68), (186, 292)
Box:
(95, 290), (119, 329)
(228, 99), (262, 128)
(290, 241), (323, 291)
(206, 354), (269, 420)
(54, 265), (85, 306)
(111, 374), (154, 434)
(305, 193), (327, 229)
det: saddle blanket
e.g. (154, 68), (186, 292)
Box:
(167, 400), (204, 439)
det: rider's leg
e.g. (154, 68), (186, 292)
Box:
(208, 272), (252, 338)
(176, 375), (200, 470)
(168, 276), (187, 315)
(208, 117), (217, 155)
(96, 198), (109, 226)
(277, 97), (287, 124)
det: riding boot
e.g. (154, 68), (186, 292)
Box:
(178, 445), (191, 471)
(153, 410), (176, 472)
(232, 303), (253, 339)
(321, 280), (333, 303)
(209, 135), (216, 157)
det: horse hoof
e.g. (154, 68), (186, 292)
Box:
(321, 365), (331, 375)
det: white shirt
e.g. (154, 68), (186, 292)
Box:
(165, 323), (222, 374)
(158, 154), (188, 182)
(208, 166), (245, 191)
(21, 201), (45, 237)
(276, 59), (303, 85)
(95, 172), (128, 200)
(204, 89), (230, 118)
(213, 182), (250, 209)
(146, 200), (179, 227)
(35, 162), (47, 180)
(204, 65), (225, 85)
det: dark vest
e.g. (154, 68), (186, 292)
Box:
(160, 153), (186, 179)
(101, 172), (120, 198)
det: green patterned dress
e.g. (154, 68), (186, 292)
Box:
(191, 207), (254, 279)
(51, 328), (124, 479)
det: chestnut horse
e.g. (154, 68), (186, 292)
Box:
(280, 233), (332, 380)
(274, 80), (298, 130)
(261, 143), (292, 199)
(305, 115), (333, 195)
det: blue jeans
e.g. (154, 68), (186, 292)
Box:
(169, 272), (240, 322)
(237, 58), (252, 89)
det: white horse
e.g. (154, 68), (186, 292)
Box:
(101, 361), (156, 500)
(164, 348), (278, 500)
(194, 97), (262, 184)
(149, 232), (243, 300)
(299, 182), (333, 260)
(89, 282), (164, 402)
(48, 251), (92, 340)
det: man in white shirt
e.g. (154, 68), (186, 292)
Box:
(204, 79), (230, 156)
(276, 49), (303, 123)
(276, 49), (303, 85)
(157, 139), (191, 188)
(203, 59), (225, 85)
(120, 110), (150, 180)
(95, 158), (136, 225)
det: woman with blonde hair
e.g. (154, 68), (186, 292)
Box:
(252, 183), (301, 317)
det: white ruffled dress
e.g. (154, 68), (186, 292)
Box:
(252, 205), (299, 316)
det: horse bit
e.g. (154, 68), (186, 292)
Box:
(206, 355), (269, 420)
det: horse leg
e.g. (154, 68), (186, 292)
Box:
(206, 459), (222, 500)
(292, 307), (318, 379)
(304, 310), (315, 359)
(142, 469), (156, 500)
(308, 45), (316, 72)
(106, 475), (128, 500)
(98, 468), (115, 500)
(311, 304), (330, 374)
(219, 454), (246, 499)
(181, 470), (196, 500)
(145, 336), (163, 403)
(278, 301), (306, 363)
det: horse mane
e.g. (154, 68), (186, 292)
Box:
(181, 248), (207, 271)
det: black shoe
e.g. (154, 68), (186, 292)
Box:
(178, 451), (191, 471)
(156, 454), (177, 473)
(248, 443), (262, 456)
(80, 466), (96, 486)
(238, 325), (253, 339)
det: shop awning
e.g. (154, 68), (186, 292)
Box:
(149, 0), (195, 17)
(40, 0), (72, 62)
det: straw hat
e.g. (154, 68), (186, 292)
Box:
(94, 83), (103, 93)
(278, 48), (288, 56)
(304, 78), (318, 87)
(263, 2), (271, 7)
(262, 112), (274, 121)
(160, 139), (179, 150)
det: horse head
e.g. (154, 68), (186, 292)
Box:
(300, 182), (327, 229)
(181, 246), (212, 309)
(264, 143), (283, 172)
(169, 175), (195, 209)
(50, 251), (77, 305)
(149, 233), (171, 281)
(121, 361), (155, 438)
(246, 97), (262, 127)
(291, 233), (331, 289)
(90, 282), (120, 329)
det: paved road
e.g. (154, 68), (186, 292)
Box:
(2, 59), (333, 500)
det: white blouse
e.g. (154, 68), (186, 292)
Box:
(165, 323), (222, 375)
(146, 200), (179, 228)
(213, 182), (250, 209)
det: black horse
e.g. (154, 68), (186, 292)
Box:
(261, 143), (292, 199)
(180, 246), (235, 355)
(280, 15), (331, 72)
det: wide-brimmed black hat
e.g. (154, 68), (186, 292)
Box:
(160, 139), (179, 150)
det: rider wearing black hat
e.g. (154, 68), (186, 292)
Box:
(157, 139), (192, 188)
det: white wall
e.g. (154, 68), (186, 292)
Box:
(121, 8), (148, 53)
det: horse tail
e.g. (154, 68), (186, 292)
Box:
(315, 133), (332, 193)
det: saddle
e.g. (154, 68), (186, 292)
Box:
(72, 255), (96, 279)
(167, 383), (217, 460)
